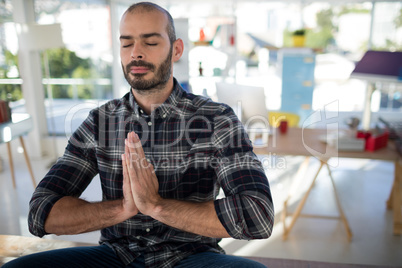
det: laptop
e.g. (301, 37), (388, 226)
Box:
(215, 82), (268, 124)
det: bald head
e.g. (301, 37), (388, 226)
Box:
(124, 2), (177, 45)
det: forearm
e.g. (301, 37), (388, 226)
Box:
(214, 191), (274, 239)
(150, 199), (230, 238)
(44, 196), (131, 235)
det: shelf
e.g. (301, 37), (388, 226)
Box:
(193, 41), (213, 46)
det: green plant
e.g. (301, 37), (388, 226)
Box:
(292, 29), (306, 36)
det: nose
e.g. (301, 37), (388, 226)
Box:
(131, 43), (143, 60)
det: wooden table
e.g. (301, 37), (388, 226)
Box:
(0, 113), (36, 188)
(253, 127), (402, 239)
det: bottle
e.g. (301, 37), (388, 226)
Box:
(199, 28), (205, 42)
(198, 62), (203, 76)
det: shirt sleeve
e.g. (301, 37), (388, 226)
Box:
(212, 107), (274, 240)
(28, 110), (99, 237)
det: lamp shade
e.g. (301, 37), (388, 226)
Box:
(350, 50), (402, 83)
(18, 23), (64, 51)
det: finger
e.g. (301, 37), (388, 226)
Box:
(142, 161), (154, 178)
(122, 154), (129, 188)
(125, 133), (134, 156)
(124, 138), (129, 166)
(125, 138), (138, 169)
(127, 132), (141, 151)
(128, 132), (147, 178)
(148, 164), (159, 188)
(121, 153), (139, 214)
(123, 140), (131, 175)
(125, 149), (138, 196)
(122, 154), (133, 199)
(132, 132), (147, 160)
(122, 152), (133, 178)
(122, 153), (127, 178)
(148, 163), (156, 174)
(125, 143), (140, 189)
(126, 133), (139, 169)
(132, 132), (152, 177)
(127, 132), (143, 159)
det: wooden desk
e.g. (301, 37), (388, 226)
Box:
(0, 114), (36, 188)
(253, 127), (401, 239)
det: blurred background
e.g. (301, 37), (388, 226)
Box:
(1, 0), (402, 266)
(1, 1), (401, 153)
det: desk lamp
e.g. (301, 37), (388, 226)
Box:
(350, 50), (402, 130)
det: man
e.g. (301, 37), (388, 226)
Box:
(5, 2), (274, 267)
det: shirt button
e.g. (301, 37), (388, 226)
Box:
(146, 228), (150, 232)
(148, 121), (152, 126)
(140, 109), (144, 114)
(162, 114), (167, 118)
(136, 236), (141, 239)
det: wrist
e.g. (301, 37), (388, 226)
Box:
(148, 196), (164, 218)
(115, 199), (135, 221)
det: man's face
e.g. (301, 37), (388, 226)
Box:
(119, 10), (173, 92)
(122, 46), (172, 91)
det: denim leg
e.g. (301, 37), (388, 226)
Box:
(175, 252), (267, 268)
(1, 244), (138, 268)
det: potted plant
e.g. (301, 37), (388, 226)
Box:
(292, 29), (306, 47)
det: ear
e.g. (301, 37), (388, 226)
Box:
(172, 38), (184, 62)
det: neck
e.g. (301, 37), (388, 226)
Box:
(132, 79), (174, 115)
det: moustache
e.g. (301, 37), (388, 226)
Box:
(126, 60), (155, 72)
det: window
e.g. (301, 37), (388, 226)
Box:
(372, 2), (402, 111)
(0, 0), (23, 107)
(34, 0), (112, 135)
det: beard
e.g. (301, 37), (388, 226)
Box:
(123, 48), (173, 93)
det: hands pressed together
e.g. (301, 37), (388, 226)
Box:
(120, 132), (228, 238)
(121, 131), (162, 218)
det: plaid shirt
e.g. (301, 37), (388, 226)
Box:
(29, 79), (274, 267)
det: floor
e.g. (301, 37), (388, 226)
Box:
(0, 139), (401, 267)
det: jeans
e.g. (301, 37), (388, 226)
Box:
(2, 244), (266, 268)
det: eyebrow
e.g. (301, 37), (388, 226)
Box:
(119, 32), (163, 40)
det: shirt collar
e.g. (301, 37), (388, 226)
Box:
(128, 78), (184, 119)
